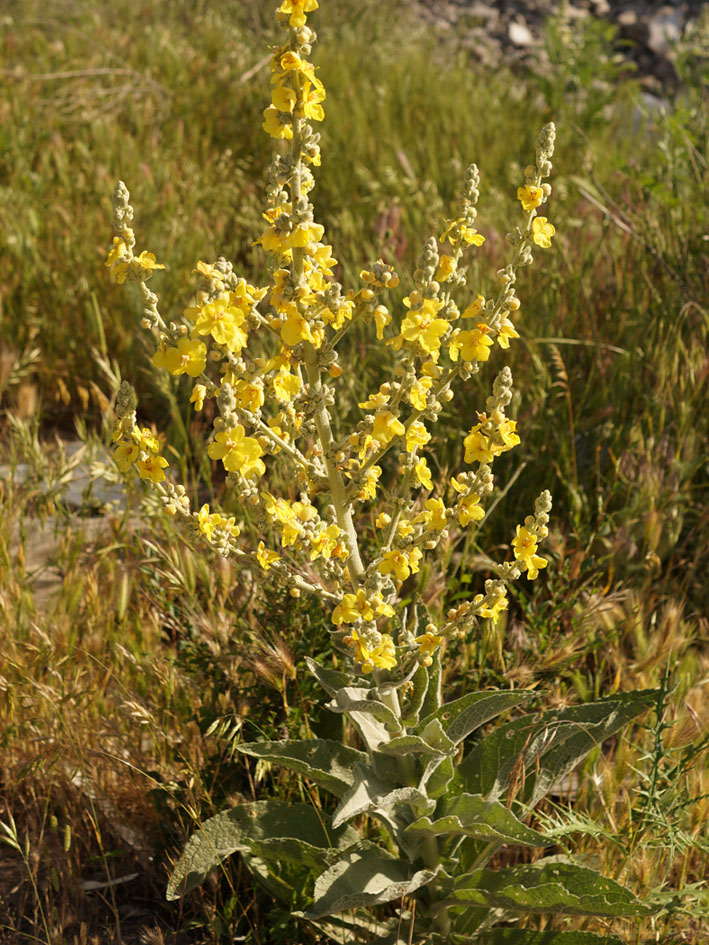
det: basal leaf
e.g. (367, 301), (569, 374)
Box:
(236, 739), (366, 797)
(166, 801), (357, 901)
(450, 861), (653, 916)
(406, 793), (549, 847)
(301, 841), (438, 919)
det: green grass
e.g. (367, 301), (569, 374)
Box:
(1, 0), (708, 941)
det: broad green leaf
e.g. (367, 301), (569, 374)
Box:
(305, 657), (354, 698)
(326, 686), (401, 749)
(301, 840), (438, 919)
(332, 762), (435, 829)
(236, 739), (366, 797)
(417, 689), (537, 744)
(306, 911), (407, 945)
(166, 801), (358, 901)
(423, 755), (456, 799)
(472, 931), (623, 945)
(401, 664), (430, 727)
(379, 719), (456, 758)
(458, 690), (657, 806)
(450, 862), (652, 916)
(406, 794), (549, 847)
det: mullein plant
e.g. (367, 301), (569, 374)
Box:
(105, 2), (657, 941)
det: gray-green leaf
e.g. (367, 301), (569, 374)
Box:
(406, 794), (549, 847)
(236, 739), (366, 797)
(166, 801), (358, 901)
(458, 690), (657, 807)
(302, 841), (438, 918)
(332, 763), (435, 829)
(417, 689), (536, 744)
(450, 861), (652, 916)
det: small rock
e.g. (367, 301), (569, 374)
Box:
(508, 20), (534, 47)
(648, 6), (683, 55)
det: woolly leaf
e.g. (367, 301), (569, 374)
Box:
(236, 739), (366, 797)
(401, 663), (430, 727)
(419, 647), (442, 719)
(332, 763), (435, 829)
(417, 689), (536, 744)
(458, 690), (658, 806)
(423, 755), (456, 799)
(450, 862), (653, 916)
(326, 686), (400, 749)
(378, 719), (456, 758)
(305, 657), (354, 698)
(166, 801), (357, 901)
(301, 841), (438, 919)
(406, 793), (549, 847)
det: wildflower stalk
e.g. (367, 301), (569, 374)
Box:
(104, 2), (658, 940)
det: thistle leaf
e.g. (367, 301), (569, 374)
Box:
(406, 793), (549, 847)
(301, 841), (438, 919)
(166, 801), (358, 901)
(417, 689), (537, 744)
(450, 861), (653, 916)
(236, 739), (367, 797)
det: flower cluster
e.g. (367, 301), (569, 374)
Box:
(106, 0), (556, 677)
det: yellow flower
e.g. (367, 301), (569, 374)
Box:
(375, 512), (392, 529)
(190, 384), (207, 412)
(497, 317), (520, 349)
(408, 376), (432, 410)
(370, 634), (397, 671)
(356, 465), (382, 501)
(271, 82), (297, 114)
(132, 251), (165, 279)
(449, 323), (493, 363)
(194, 296), (248, 352)
(272, 368), (301, 403)
(105, 237), (131, 284)
(378, 547), (422, 582)
(279, 0), (318, 29)
(372, 411), (405, 447)
(512, 526), (548, 580)
(400, 297), (449, 359)
(406, 420), (431, 453)
(531, 217), (555, 248)
(298, 77), (326, 122)
(415, 630), (443, 666)
(359, 388), (389, 410)
(262, 105), (293, 140)
(310, 523), (342, 561)
(234, 379), (265, 412)
(114, 441), (139, 471)
(416, 497), (447, 532)
(461, 294), (485, 319)
(457, 493), (485, 526)
(136, 454), (168, 483)
(152, 337), (207, 378)
(414, 457), (433, 490)
(517, 185), (544, 211)
(463, 427), (494, 464)
(440, 219), (485, 247)
(208, 426), (265, 479)
(256, 541), (281, 571)
(281, 312), (316, 347)
(332, 589), (374, 625)
(197, 503), (218, 541)
(435, 254), (457, 282)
